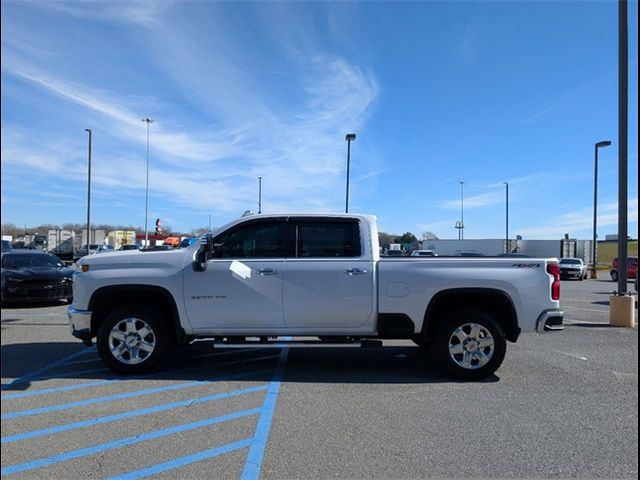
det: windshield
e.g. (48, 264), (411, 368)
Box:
(3, 253), (63, 269)
(180, 238), (194, 248)
(560, 259), (581, 265)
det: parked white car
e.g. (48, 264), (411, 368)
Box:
(559, 258), (588, 280)
(69, 214), (564, 380)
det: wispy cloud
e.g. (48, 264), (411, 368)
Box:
(518, 106), (553, 126)
(1, 5), (380, 225)
(440, 190), (504, 210)
(2, 63), (239, 164)
(518, 199), (639, 239)
(354, 167), (394, 182)
(22, 0), (176, 27)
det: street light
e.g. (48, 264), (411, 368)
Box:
(258, 176), (262, 214)
(592, 140), (612, 276)
(454, 181), (465, 239)
(142, 117), (153, 246)
(85, 129), (92, 248)
(460, 181), (465, 239)
(345, 133), (356, 213)
(504, 182), (509, 253)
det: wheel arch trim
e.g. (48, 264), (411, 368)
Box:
(88, 284), (185, 342)
(422, 287), (520, 342)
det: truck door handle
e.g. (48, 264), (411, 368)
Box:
(345, 268), (368, 276)
(258, 268), (279, 276)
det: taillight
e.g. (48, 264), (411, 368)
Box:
(547, 262), (560, 300)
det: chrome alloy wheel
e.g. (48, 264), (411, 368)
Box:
(108, 317), (156, 365)
(448, 323), (495, 370)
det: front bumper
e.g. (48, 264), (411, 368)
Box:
(68, 306), (93, 345)
(560, 270), (582, 278)
(536, 309), (565, 333)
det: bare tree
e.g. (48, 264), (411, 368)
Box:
(421, 231), (439, 240)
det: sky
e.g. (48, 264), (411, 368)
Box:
(1, 0), (638, 240)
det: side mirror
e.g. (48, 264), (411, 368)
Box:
(193, 234), (214, 272)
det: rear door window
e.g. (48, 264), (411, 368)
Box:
(296, 220), (361, 258)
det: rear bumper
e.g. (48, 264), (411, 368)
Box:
(68, 306), (93, 344)
(536, 309), (565, 333)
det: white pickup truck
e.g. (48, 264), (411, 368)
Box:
(68, 214), (564, 380)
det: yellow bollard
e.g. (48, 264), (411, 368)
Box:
(609, 294), (636, 327)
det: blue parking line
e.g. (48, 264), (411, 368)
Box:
(108, 438), (254, 479)
(241, 344), (290, 480)
(1, 347), (263, 400)
(2, 384), (269, 444)
(5, 367), (112, 387)
(1, 408), (261, 476)
(105, 344), (291, 480)
(1, 380), (115, 400)
(58, 345), (255, 369)
(1, 347), (96, 390)
(2, 355), (279, 420)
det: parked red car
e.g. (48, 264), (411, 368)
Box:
(610, 257), (638, 282)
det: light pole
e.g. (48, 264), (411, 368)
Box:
(345, 133), (356, 213)
(616, 0), (628, 293)
(85, 129), (92, 248)
(609, 0), (633, 327)
(592, 140), (612, 276)
(142, 117), (153, 246)
(460, 181), (465, 239)
(258, 176), (262, 214)
(504, 182), (509, 253)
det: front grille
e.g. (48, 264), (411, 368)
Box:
(6, 279), (72, 299)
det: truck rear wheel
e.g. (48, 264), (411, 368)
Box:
(97, 303), (171, 374)
(431, 309), (506, 380)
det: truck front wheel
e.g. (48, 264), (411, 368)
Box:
(431, 309), (506, 380)
(97, 303), (171, 374)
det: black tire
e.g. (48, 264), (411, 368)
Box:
(431, 309), (506, 380)
(97, 303), (171, 374)
(610, 270), (618, 282)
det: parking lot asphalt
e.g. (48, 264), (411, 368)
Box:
(1, 274), (638, 479)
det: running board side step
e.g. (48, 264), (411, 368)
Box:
(209, 337), (383, 348)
